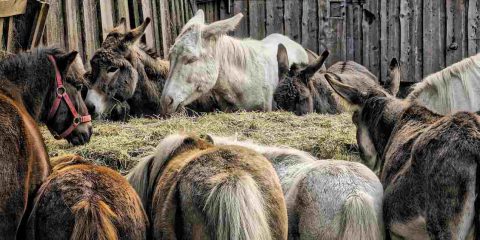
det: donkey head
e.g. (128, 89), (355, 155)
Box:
(160, 10), (243, 115)
(274, 44), (329, 115)
(86, 18), (151, 119)
(324, 59), (403, 171)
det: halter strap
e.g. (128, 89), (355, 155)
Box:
(47, 55), (91, 140)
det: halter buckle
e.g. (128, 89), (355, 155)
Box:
(73, 117), (82, 125)
(56, 86), (66, 96)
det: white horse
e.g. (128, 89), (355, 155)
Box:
(407, 53), (480, 114)
(160, 10), (308, 114)
(209, 135), (384, 240)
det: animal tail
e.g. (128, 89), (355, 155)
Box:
(70, 199), (119, 240)
(341, 191), (382, 240)
(203, 173), (272, 240)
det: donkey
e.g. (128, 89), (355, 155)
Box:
(407, 52), (480, 114)
(324, 72), (480, 239)
(127, 133), (288, 239)
(0, 47), (92, 145)
(24, 154), (148, 240)
(86, 18), (217, 121)
(275, 43), (399, 116)
(210, 136), (384, 240)
(160, 10), (309, 114)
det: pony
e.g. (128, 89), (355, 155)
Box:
(210, 136), (384, 240)
(325, 72), (480, 239)
(127, 133), (288, 239)
(86, 18), (218, 121)
(160, 10), (309, 114)
(0, 47), (92, 145)
(274, 43), (400, 116)
(407, 52), (480, 114)
(24, 154), (148, 239)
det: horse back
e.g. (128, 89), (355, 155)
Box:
(151, 145), (288, 240)
(0, 93), (50, 239)
(25, 162), (148, 240)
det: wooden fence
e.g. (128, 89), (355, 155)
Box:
(3, 0), (480, 85)
(42, 0), (194, 67)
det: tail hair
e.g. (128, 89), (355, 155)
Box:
(70, 199), (119, 240)
(203, 174), (272, 240)
(341, 191), (382, 240)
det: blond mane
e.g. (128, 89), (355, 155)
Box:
(407, 53), (480, 114)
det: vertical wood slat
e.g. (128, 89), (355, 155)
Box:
(362, 0), (380, 77)
(386, 0), (400, 82)
(82, 0), (100, 66)
(151, 0), (163, 55)
(100, 0), (114, 40)
(302, 0), (318, 52)
(45, 0), (64, 48)
(379, 0), (388, 81)
(65, 0), (83, 54)
(353, 4), (362, 63)
(249, 0), (265, 40)
(319, 0), (346, 65)
(399, 0), (412, 82)
(0, 18), (4, 50)
(159, 0), (172, 58)
(346, 4), (354, 60)
(468, 0), (480, 56)
(284, 0), (301, 43)
(140, 0), (155, 49)
(233, 0), (248, 37)
(446, 0), (467, 66)
(6, 17), (14, 52)
(29, 2), (49, 49)
(116, 0), (131, 28)
(424, 0), (446, 76)
(266, 0), (284, 35)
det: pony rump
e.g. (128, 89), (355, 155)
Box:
(204, 173), (272, 240)
(70, 199), (118, 240)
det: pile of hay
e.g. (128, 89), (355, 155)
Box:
(42, 111), (359, 174)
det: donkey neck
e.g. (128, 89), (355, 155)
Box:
(209, 35), (275, 110)
(0, 61), (54, 121)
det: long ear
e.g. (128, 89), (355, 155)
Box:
(301, 50), (330, 78)
(202, 13), (243, 39)
(385, 58), (400, 96)
(54, 51), (78, 73)
(277, 44), (289, 79)
(325, 73), (367, 106)
(111, 17), (128, 34)
(123, 17), (151, 44)
(186, 9), (205, 26)
(126, 155), (155, 209)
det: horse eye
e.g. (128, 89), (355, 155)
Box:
(107, 66), (118, 73)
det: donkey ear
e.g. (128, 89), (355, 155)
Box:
(384, 58), (401, 96)
(111, 17), (128, 34)
(202, 13), (243, 39)
(54, 51), (78, 73)
(325, 73), (367, 106)
(301, 50), (330, 78)
(126, 154), (156, 208)
(277, 44), (289, 79)
(123, 17), (151, 44)
(186, 9), (206, 26)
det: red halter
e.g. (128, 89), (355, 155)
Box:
(47, 55), (91, 140)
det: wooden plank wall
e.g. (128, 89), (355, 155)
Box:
(194, 0), (480, 84)
(40, 0), (192, 65)
(4, 0), (480, 84)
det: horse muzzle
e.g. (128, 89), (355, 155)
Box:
(66, 122), (93, 146)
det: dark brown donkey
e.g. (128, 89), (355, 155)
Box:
(86, 18), (217, 121)
(325, 72), (480, 239)
(127, 133), (288, 239)
(24, 154), (148, 240)
(0, 48), (92, 239)
(275, 44), (399, 116)
(0, 47), (92, 145)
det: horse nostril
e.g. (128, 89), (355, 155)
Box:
(166, 96), (174, 107)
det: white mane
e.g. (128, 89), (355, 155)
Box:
(407, 53), (480, 114)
